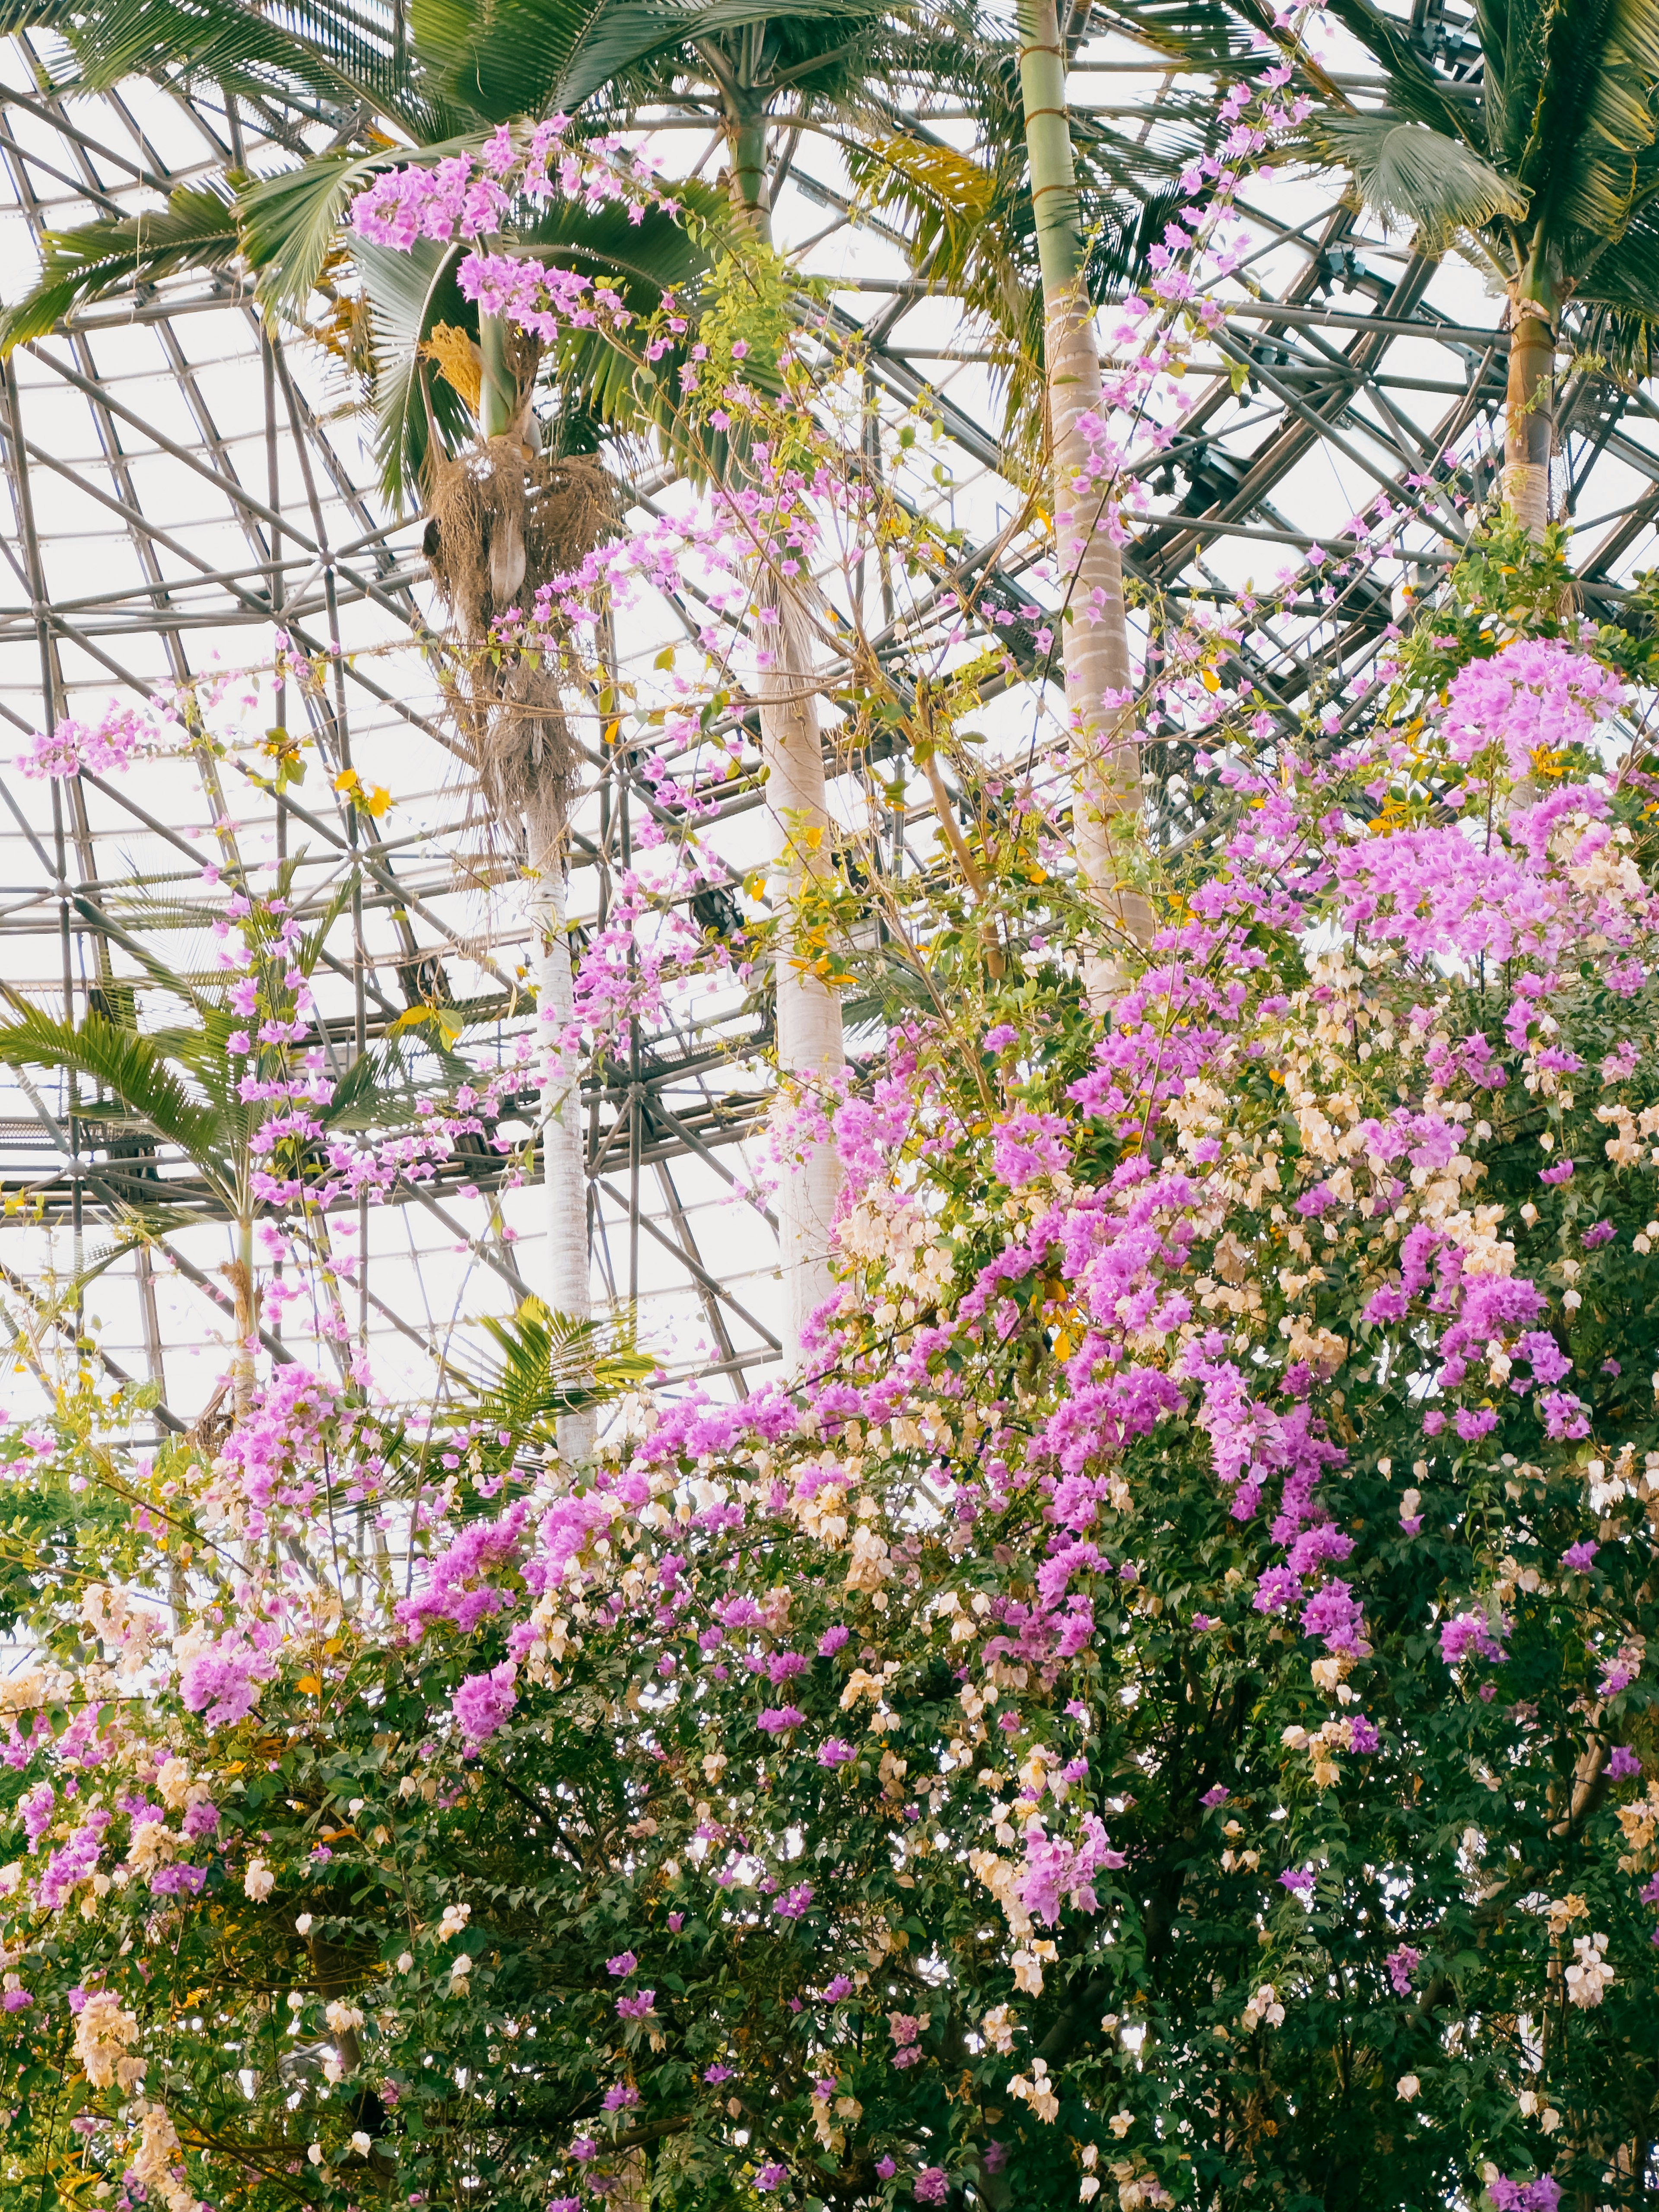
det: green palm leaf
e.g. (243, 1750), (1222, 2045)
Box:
(144, 1009), (257, 1127)
(0, 0), (78, 28)
(1305, 112), (1528, 251)
(1079, 0), (1265, 69)
(1545, 0), (1659, 238)
(38, 0), (427, 127)
(559, 0), (891, 109)
(359, 236), (476, 509)
(467, 1297), (654, 1434)
(1313, 0), (1481, 141)
(411, 0), (604, 121)
(843, 127), (1179, 461)
(0, 1012), (231, 1192)
(1573, 195), (1659, 369)
(0, 181), (238, 356)
(413, 0), (892, 121)
(316, 1039), (432, 1130)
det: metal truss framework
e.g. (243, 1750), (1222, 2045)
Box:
(2, 0), (1657, 1425)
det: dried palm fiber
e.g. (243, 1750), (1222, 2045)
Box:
(421, 321), (483, 413)
(425, 444), (617, 857)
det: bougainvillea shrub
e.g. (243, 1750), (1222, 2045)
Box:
(5, 595), (1659, 2212)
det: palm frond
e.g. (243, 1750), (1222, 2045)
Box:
(1083, 0), (1474, 142)
(64, 1229), (162, 1302)
(563, 0), (895, 113)
(464, 1297), (654, 1434)
(846, 128), (1041, 443)
(143, 1008), (257, 1122)
(537, 186), (725, 447)
(291, 875), (356, 980)
(0, 181), (239, 356)
(42, 0), (427, 127)
(1545, 0), (1659, 241)
(1573, 194), (1659, 369)
(0, 1012), (229, 1182)
(412, 0), (603, 122)
(315, 1039), (427, 1130)
(100, 892), (225, 933)
(0, 0), (78, 28)
(1073, 0), (1263, 70)
(844, 130), (1175, 462)
(359, 237), (476, 509)
(1304, 112), (1528, 252)
(1316, 0), (1483, 141)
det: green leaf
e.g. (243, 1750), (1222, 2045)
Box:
(237, 140), (486, 325)
(0, 1011), (230, 1193)
(358, 237), (476, 510)
(42, 0), (431, 127)
(563, 0), (890, 108)
(413, 0), (891, 121)
(463, 1297), (654, 1437)
(411, 0), (599, 121)
(0, 181), (238, 356)
(1305, 112), (1528, 251)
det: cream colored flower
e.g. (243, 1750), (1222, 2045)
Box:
(73, 1991), (139, 2089)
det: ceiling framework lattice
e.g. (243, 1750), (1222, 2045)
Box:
(2, 1), (1657, 1426)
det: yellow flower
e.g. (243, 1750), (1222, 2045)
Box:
(333, 769), (392, 817)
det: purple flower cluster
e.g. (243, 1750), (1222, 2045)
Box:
(452, 1662), (518, 1747)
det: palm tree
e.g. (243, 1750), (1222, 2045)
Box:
(1097, 0), (1659, 546)
(413, 0), (1016, 1365)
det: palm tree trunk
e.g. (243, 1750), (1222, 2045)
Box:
(721, 84), (845, 1371)
(1016, 0), (1152, 1007)
(527, 782), (594, 1458)
(457, 318), (591, 1443)
(1503, 244), (1556, 542)
(230, 1214), (255, 1420)
(756, 585), (845, 1367)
